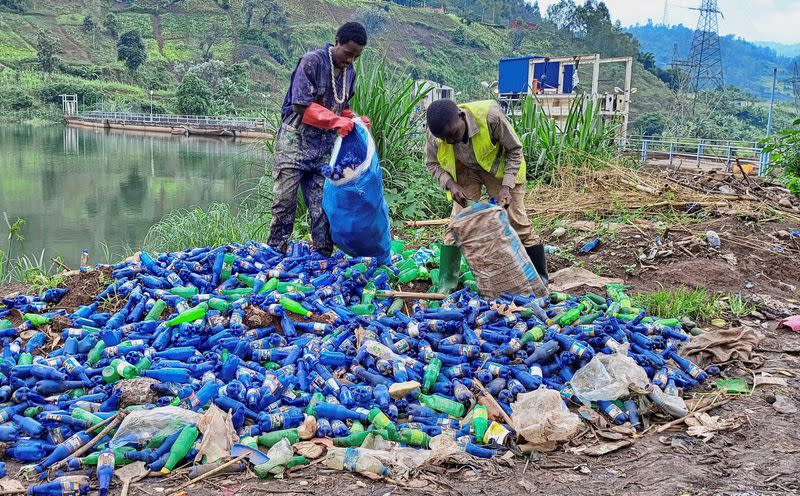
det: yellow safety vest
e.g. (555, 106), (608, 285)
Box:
(436, 100), (526, 202)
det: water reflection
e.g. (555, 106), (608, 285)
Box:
(0, 125), (264, 266)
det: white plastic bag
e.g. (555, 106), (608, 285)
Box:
(570, 348), (650, 403)
(511, 389), (583, 447)
(110, 406), (202, 449)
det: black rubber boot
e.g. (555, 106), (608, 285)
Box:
(525, 244), (548, 285)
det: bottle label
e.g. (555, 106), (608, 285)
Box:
(268, 412), (285, 429)
(484, 421), (510, 444)
(104, 346), (119, 357)
(263, 374), (281, 394)
(343, 447), (359, 472)
(66, 434), (83, 453)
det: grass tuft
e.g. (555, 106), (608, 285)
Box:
(633, 286), (721, 323)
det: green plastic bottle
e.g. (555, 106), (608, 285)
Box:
(277, 282), (313, 294)
(169, 286), (199, 299)
(305, 392), (325, 416)
(23, 406), (43, 418)
(239, 436), (259, 450)
(220, 288), (253, 296)
(115, 359), (138, 379)
(24, 313), (51, 327)
(361, 282), (377, 305)
(72, 408), (103, 426)
(556, 307), (582, 326)
(144, 300), (167, 321)
(345, 263), (368, 279)
(332, 429), (389, 447)
(263, 277), (279, 293)
(520, 326), (545, 344)
(576, 311), (603, 325)
(279, 297), (311, 317)
(77, 447), (135, 467)
(349, 303), (375, 316)
(258, 428), (299, 448)
(220, 253), (235, 281)
(472, 404), (489, 444)
(161, 425), (199, 474)
(398, 428), (430, 448)
(134, 357), (152, 373)
(417, 393), (465, 418)
(207, 298), (231, 311)
(398, 266), (429, 284)
(101, 365), (119, 384)
(87, 341), (107, 366)
(165, 303), (208, 327)
(17, 352), (33, 366)
(0, 319), (12, 330)
(390, 239), (405, 255)
(387, 298), (404, 316)
(236, 274), (255, 287)
(422, 358), (442, 394)
(366, 409), (398, 441)
(286, 455), (310, 468)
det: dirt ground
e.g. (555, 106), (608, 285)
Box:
(2, 184), (799, 496)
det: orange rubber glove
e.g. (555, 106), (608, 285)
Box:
(302, 103), (354, 137)
(341, 108), (371, 129)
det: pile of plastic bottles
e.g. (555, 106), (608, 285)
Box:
(0, 240), (711, 492)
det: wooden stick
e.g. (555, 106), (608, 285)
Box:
(50, 258), (71, 272)
(167, 454), (249, 496)
(404, 219), (450, 227)
(85, 411), (122, 433)
(655, 398), (731, 433)
(50, 411), (126, 473)
(377, 290), (449, 300)
(472, 378), (515, 430)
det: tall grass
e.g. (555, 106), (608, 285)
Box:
(351, 57), (450, 221)
(509, 96), (620, 182)
(143, 203), (266, 253)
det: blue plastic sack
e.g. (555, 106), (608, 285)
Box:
(322, 120), (392, 266)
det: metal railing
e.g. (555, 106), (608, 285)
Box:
(618, 135), (770, 176)
(75, 111), (268, 131)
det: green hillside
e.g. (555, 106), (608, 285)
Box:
(626, 22), (797, 101)
(0, 0), (674, 123)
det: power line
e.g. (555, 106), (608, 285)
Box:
(686, 0), (724, 91)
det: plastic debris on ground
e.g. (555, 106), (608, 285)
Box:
(0, 240), (715, 491)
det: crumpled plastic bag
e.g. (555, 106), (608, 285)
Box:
(571, 349), (650, 402)
(194, 404), (238, 464)
(110, 406), (202, 449)
(511, 389), (582, 448)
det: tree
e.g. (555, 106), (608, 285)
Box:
(0, 0), (27, 13)
(82, 16), (95, 33)
(117, 31), (147, 72)
(36, 30), (61, 73)
(104, 13), (119, 38)
(175, 73), (213, 115)
(200, 21), (225, 61)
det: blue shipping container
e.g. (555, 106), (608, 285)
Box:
(499, 56), (575, 94)
(498, 56), (532, 94)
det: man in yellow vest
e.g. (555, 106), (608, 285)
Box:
(425, 99), (547, 291)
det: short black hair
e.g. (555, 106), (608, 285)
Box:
(426, 99), (460, 137)
(337, 22), (368, 46)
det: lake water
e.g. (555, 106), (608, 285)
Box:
(0, 125), (265, 267)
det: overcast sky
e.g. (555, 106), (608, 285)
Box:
(533, 0), (800, 44)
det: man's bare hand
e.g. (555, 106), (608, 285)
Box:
(445, 179), (469, 207)
(497, 185), (512, 207)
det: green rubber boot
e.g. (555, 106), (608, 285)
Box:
(437, 244), (462, 294)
